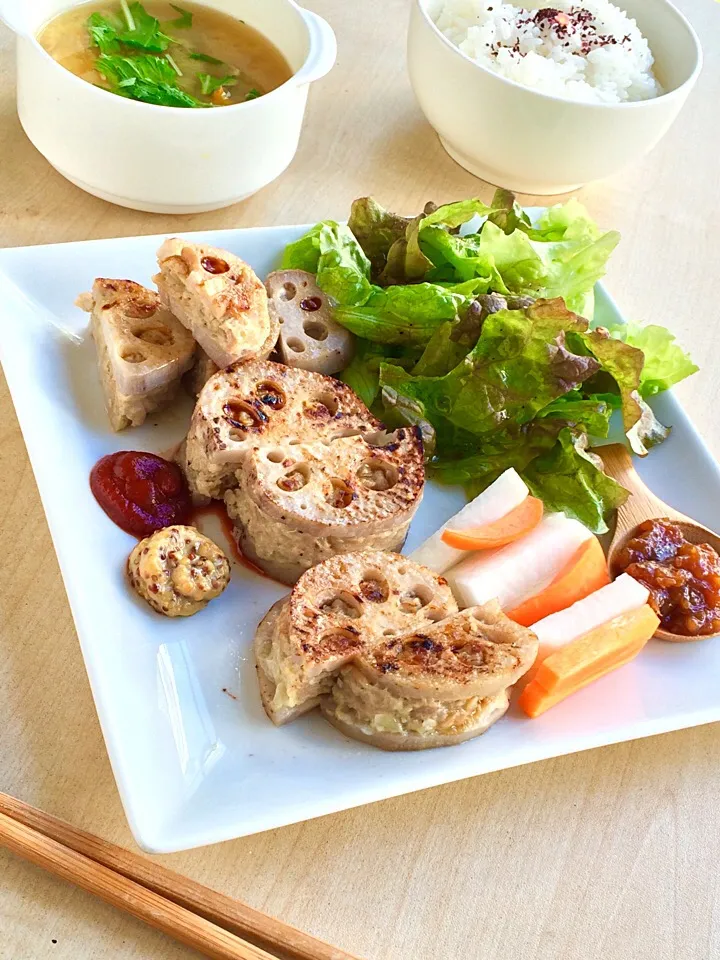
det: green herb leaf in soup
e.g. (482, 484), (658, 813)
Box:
(189, 51), (224, 64)
(40, 1), (293, 108)
(87, 12), (122, 54)
(97, 53), (207, 106)
(168, 3), (193, 28)
(197, 72), (237, 96)
(119, 1), (172, 51)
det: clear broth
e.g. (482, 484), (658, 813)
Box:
(38, 1), (293, 107)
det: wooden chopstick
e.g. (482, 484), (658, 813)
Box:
(0, 793), (362, 960)
(0, 810), (276, 960)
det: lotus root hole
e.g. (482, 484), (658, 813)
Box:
(277, 463), (310, 492)
(133, 324), (173, 346)
(425, 608), (446, 622)
(320, 593), (362, 619)
(320, 629), (362, 654)
(359, 575), (390, 603)
(123, 302), (158, 320)
(305, 392), (339, 419)
(327, 478), (353, 509)
(357, 459), (398, 491)
(201, 256), (230, 275)
(120, 349), (146, 363)
(266, 449), (285, 463)
(228, 429), (246, 442)
(279, 282), (297, 301)
(399, 585), (433, 613)
(255, 381), (286, 409)
(303, 320), (328, 341)
(223, 399), (266, 430)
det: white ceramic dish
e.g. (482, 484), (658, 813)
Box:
(1, 223), (719, 854)
(408, 0), (702, 194)
(0, 0), (336, 214)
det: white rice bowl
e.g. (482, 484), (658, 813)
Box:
(433, 0), (662, 104)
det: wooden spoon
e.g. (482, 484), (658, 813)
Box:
(599, 443), (720, 643)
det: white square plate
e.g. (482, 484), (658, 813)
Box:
(1, 225), (719, 854)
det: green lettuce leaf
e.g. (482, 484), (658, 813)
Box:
(524, 197), (604, 242)
(338, 339), (386, 408)
(418, 206), (618, 319)
(430, 420), (564, 490)
(378, 299), (599, 436)
(538, 393), (613, 438)
(375, 197), (492, 286)
(486, 188), (532, 234)
(411, 321), (469, 377)
(626, 396), (671, 456)
(580, 327), (647, 440)
(348, 198), (414, 274)
(334, 283), (468, 344)
(523, 428), (629, 534)
(605, 321), (698, 397)
(281, 221), (372, 306)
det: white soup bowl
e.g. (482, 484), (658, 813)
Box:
(1, 0), (336, 213)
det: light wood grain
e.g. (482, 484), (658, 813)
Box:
(0, 812), (283, 960)
(0, 793), (359, 960)
(2, 2), (720, 960)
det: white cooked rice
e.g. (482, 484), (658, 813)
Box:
(433, 0), (662, 104)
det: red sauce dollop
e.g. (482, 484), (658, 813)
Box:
(90, 451), (191, 537)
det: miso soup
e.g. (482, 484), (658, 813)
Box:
(38, 1), (293, 107)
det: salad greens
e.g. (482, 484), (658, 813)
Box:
(281, 191), (698, 533)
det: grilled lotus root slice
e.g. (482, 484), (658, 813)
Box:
(79, 278), (195, 432)
(127, 525), (230, 618)
(321, 603), (538, 750)
(357, 602), (539, 701)
(184, 360), (380, 499)
(265, 270), (355, 375)
(154, 238), (278, 369)
(254, 551), (458, 724)
(225, 428), (425, 584)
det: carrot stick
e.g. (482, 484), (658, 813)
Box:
(519, 604), (659, 718)
(441, 496), (543, 551)
(507, 536), (610, 627)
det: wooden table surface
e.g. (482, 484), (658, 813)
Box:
(2, 2), (720, 958)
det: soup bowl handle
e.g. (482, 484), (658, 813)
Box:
(293, 8), (337, 85)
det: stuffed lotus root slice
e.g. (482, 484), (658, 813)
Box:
(80, 278), (195, 431)
(266, 269), (355, 376)
(154, 239), (273, 368)
(358, 602), (539, 701)
(128, 525), (230, 618)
